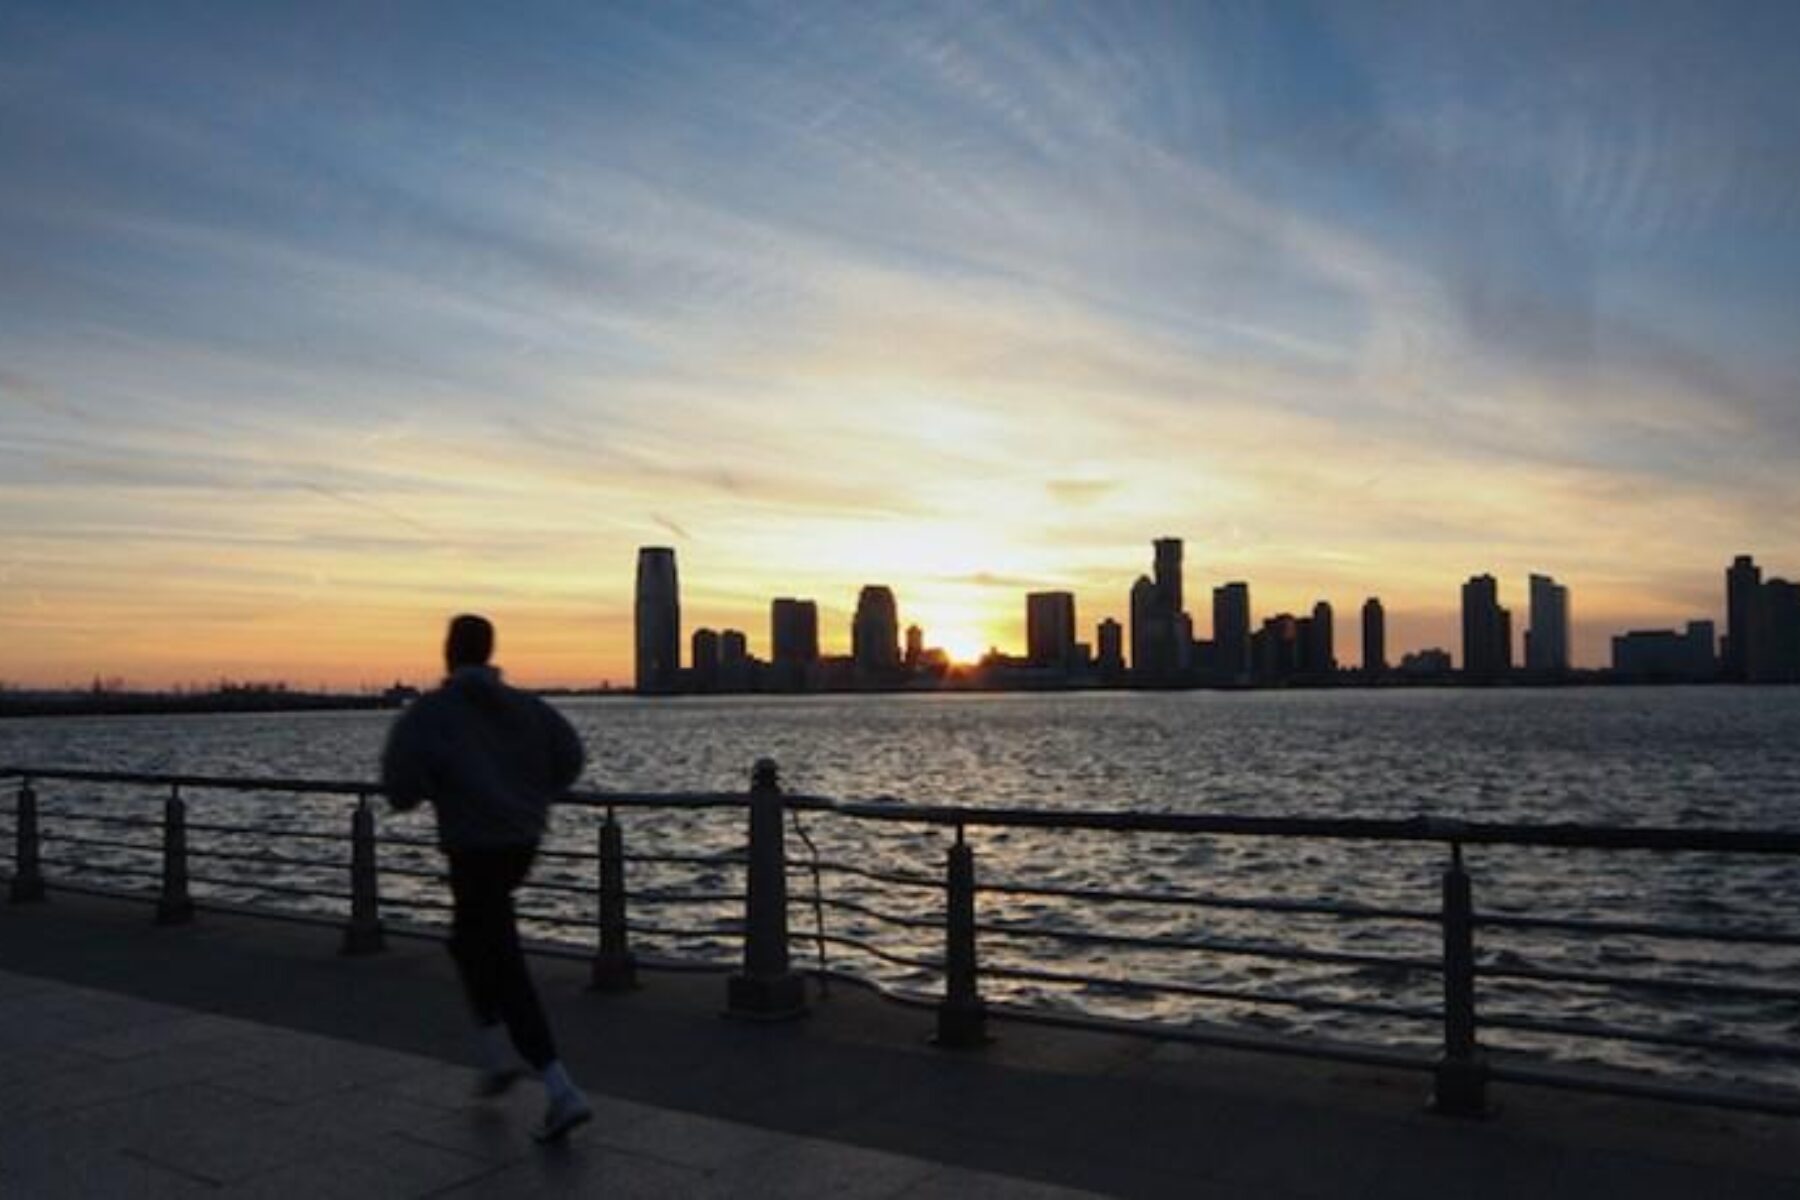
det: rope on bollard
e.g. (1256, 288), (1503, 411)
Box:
(788, 805), (830, 998)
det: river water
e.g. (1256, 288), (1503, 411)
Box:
(4, 687), (1799, 1095)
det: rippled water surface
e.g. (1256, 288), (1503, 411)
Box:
(5, 687), (1800, 1094)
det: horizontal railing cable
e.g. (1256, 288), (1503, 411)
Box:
(1476, 910), (1800, 948)
(975, 921), (1442, 973)
(627, 920), (745, 938)
(1477, 962), (1800, 1003)
(626, 891), (743, 906)
(978, 962), (1439, 1022)
(628, 851), (747, 867)
(19, 766), (1800, 854)
(38, 858), (161, 880)
(186, 875), (353, 902)
(48, 812), (161, 830)
(808, 894), (946, 931)
(188, 847), (344, 871)
(376, 864), (445, 881)
(45, 834), (157, 856)
(381, 895), (455, 913)
(978, 878), (1438, 923)
(803, 859), (941, 890)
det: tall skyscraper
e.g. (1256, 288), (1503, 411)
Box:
(1153, 537), (1184, 618)
(1212, 582), (1251, 684)
(1361, 597), (1386, 675)
(1026, 591), (1077, 670)
(1129, 575), (1159, 677)
(1461, 574), (1512, 680)
(1726, 555), (1762, 682)
(770, 598), (819, 666)
(852, 586), (900, 679)
(1306, 601), (1335, 676)
(1132, 538), (1189, 682)
(1751, 578), (1800, 683)
(634, 547), (680, 693)
(1525, 573), (1571, 673)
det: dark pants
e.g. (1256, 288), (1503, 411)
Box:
(446, 845), (557, 1070)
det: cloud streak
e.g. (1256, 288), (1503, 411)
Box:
(2, 1), (1798, 683)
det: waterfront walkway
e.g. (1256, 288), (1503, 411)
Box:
(3, 893), (1797, 1198)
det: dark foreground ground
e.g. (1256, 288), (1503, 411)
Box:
(2, 891), (1796, 1198)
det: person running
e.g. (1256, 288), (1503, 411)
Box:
(380, 613), (593, 1142)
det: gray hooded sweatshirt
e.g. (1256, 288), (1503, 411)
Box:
(380, 666), (585, 849)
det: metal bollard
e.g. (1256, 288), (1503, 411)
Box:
(341, 794), (386, 955)
(935, 824), (989, 1047)
(590, 807), (638, 991)
(726, 758), (806, 1019)
(9, 780), (45, 904)
(155, 785), (194, 925)
(1429, 842), (1490, 1116)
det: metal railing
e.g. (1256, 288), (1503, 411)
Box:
(5, 761), (1800, 1117)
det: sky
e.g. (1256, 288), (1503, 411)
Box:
(3, 0), (1799, 687)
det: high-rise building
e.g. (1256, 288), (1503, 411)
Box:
(1212, 582), (1251, 685)
(852, 586), (901, 679)
(1130, 538), (1190, 682)
(1689, 620), (1718, 675)
(1361, 597), (1386, 675)
(690, 628), (720, 691)
(1253, 614), (1300, 683)
(1153, 537), (1184, 618)
(721, 628), (750, 683)
(1026, 591), (1077, 670)
(634, 547), (681, 693)
(1306, 601), (1335, 677)
(1129, 575), (1160, 678)
(1751, 578), (1800, 683)
(771, 598), (819, 666)
(1613, 621), (1718, 682)
(1096, 618), (1124, 680)
(1525, 574), (1571, 673)
(1726, 555), (1763, 682)
(904, 624), (924, 670)
(1461, 574), (1512, 681)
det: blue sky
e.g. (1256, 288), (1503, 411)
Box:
(3, 1), (1798, 683)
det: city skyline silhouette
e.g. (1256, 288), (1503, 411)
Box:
(628, 539), (1799, 695)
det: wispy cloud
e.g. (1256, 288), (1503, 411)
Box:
(2, 1), (1798, 681)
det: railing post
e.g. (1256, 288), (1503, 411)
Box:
(155, 784), (194, 925)
(935, 823), (989, 1047)
(341, 793), (385, 955)
(9, 779), (45, 904)
(590, 806), (638, 991)
(1430, 841), (1489, 1116)
(727, 758), (806, 1019)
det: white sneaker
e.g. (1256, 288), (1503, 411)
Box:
(533, 1091), (593, 1143)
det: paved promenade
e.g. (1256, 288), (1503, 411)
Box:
(3, 893), (1797, 1198)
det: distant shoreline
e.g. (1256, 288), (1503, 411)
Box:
(1, 674), (1754, 719)
(0, 692), (401, 720)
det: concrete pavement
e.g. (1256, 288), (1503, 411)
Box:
(2, 892), (1796, 1197)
